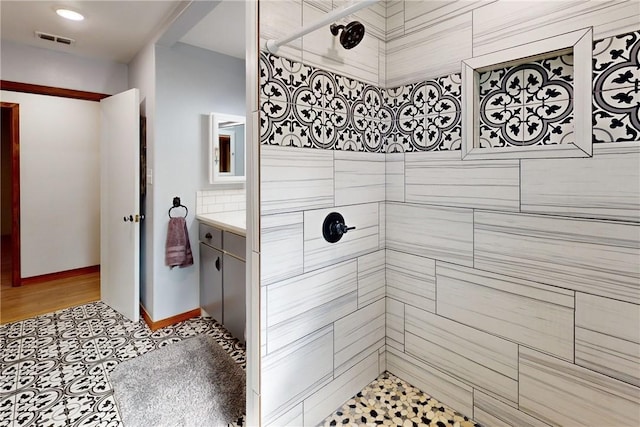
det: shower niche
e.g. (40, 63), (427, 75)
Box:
(461, 27), (593, 160)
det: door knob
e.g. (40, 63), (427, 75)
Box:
(124, 214), (144, 222)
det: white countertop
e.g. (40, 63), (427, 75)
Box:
(196, 211), (246, 236)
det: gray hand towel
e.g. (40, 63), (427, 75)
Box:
(165, 217), (193, 268)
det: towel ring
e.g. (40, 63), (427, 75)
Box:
(168, 196), (188, 218)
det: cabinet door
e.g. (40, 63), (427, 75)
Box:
(222, 253), (246, 342)
(199, 242), (223, 323)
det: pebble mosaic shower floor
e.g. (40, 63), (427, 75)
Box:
(1, 302), (480, 426)
(321, 373), (480, 427)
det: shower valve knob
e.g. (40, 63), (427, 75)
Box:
(322, 212), (356, 243)
(334, 223), (355, 234)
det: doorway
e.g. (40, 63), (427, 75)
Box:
(1, 102), (20, 288)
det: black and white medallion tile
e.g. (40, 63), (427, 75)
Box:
(260, 29), (640, 153)
(0, 302), (246, 427)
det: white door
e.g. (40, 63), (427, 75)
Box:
(100, 89), (140, 321)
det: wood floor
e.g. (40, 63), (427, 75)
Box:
(1, 235), (100, 324)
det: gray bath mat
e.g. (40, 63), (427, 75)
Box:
(109, 335), (245, 427)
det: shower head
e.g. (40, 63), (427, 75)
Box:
(330, 21), (365, 49)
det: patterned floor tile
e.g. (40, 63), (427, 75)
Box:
(0, 301), (245, 427)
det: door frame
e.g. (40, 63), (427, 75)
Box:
(1, 102), (20, 287)
(1, 80), (108, 286)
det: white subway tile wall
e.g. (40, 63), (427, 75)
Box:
(196, 188), (246, 214)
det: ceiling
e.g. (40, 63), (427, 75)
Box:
(0, 0), (246, 64)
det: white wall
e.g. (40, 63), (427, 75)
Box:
(152, 42), (245, 320)
(0, 90), (100, 277)
(0, 40), (128, 95)
(0, 39), (127, 278)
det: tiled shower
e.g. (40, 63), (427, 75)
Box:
(257, 1), (640, 426)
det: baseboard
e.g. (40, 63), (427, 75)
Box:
(21, 265), (100, 286)
(140, 304), (201, 331)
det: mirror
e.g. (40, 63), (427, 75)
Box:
(209, 112), (246, 183)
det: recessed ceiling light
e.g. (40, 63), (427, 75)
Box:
(56, 8), (85, 21)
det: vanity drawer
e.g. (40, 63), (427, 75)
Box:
(199, 223), (223, 249)
(224, 231), (246, 260)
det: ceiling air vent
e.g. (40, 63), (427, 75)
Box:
(35, 31), (75, 46)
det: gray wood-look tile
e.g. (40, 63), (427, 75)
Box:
(519, 347), (640, 426)
(575, 293), (640, 387)
(357, 250), (386, 308)
(335, 151), (386, 206)
(386, 297), (405, 351)
(262, 325), (334, 425)
(405, 306), (519, 404)
(379, 202), (386, 249)
(304, 203), (379, 272)
(266, 403), (303, 427)
(261, 286), (267, 357)
(260, 212), (304, 286)
(474, 211), (640, 304)
(377, 36), (386, 88)
(385, 0), (405, 40)
(334, 0), (387, 41)
(521, 146), (640, 222)
(473, 390), (550, 427)
(473, 1), (640, 56)
(334, 299), (385, 376)
(387, 203), (474, 267)
(266, 260), (357, 353)
(405, 0), (490, 35)
(261, 146), (334, 215)
(304, 351), (379, 427)
(386, 249), (436, 312)
(386, 13), (471, 86)
(405, 152), (520, 210)
(258, 0), (302, 61)
(301, 3), (381, 85)
(436, 262), (575, 361)
(387, 347), (474, 417)
(386, 153), (405, 203)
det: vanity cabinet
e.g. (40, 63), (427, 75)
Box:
(199, 223), (246, 342)
(199, 242), (223, 322)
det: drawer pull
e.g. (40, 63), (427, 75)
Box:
(205, 232), (212, 239)
(215, 257), (221, 271)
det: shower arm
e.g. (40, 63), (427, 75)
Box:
(264, 0), (377, 54)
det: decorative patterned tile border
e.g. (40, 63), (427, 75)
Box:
(593, 30), (640, 143)
(259, 29), (639, 154)
(259, 52), (461, 153)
